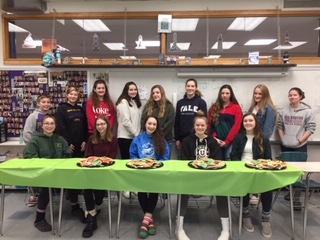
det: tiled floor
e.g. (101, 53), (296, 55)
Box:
(0, 190), (320, 239)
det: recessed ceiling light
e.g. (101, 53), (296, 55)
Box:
(203, 55), (221, 59)
(103, 43), (125, 50)
(211, 42), (236, 50)
(169, 43), (190, 50)
(228, 17), (267, 31)
(172, 18), (199, 31)
(72, 19), (110, 32)
(273, 41), (307, 50)
(120, 56), (137, 60)
(245, 39), (277, 45)
(134, 40), (160, 47)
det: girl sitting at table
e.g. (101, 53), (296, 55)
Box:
(129, 116), (170, 239)
(230, 112), (273, 238)
(178, 110), (229, 240)
(23, 114), (71, 232)
(82, 115), (117, 238)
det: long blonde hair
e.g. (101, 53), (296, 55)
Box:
(145, 85), (171, 118)
(250, 84), (276, 115)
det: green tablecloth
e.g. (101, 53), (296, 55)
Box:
(0, 159), (303, 196)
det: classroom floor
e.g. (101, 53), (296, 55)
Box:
(0, 190), (320, 240)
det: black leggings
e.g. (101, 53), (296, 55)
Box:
(118, 138), (133, 159)
(243, 191), (273, 212)
(138, 192), (158, 214)
(83, 189), (105, 211)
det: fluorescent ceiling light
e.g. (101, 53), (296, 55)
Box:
(103, 43), (125, 50)
(228, 17), (267, 31)
(259, 55), (273, 59)
(57, 45), (70, 51)
(169, 43), (190, 50)
(245, 39), (277, 45)
(33, 40), (43, 47)
(57, 19), (65, 25)
(72, 19), (110, 32)
(314, 26), (320, 30)
(71, 57), (88, 60)
(211, 42), (236, 50)
(9, 23), (27, 32)
(172, 18), (199, 31)
(273, 41), (307, 50)
(22, 33), (36, 48)
(177, 71), (288, 78)
(203, 55), (221, 59)
(120, 56), (137, 60)
(134, 41), (160, 48)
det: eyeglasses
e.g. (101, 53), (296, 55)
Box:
(42, 122), (55, 126)
(96, 123), (107, 127)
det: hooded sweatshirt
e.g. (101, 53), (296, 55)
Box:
(181, 133), (222, 160)
(23, 109), (47, 143)
(277, 102), (316, 148)
(86, 98), (116, 133)
(56, 102), (88, 146)
(141, 100), (175, 141)
(129, 131), (170, 160)
(23, 132), (71, 159)
(174, 95), (207, 141)
(208, 102), (243, 145)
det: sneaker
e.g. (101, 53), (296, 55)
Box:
(243, 217), (254, 232)
(27, 196), (38, 207)
(122, 191), (131, 199)
(72, 208), (87, 223)
(262, 222), (272, 238)
(293, 201), (302, 211)
(249, 195), (259, 205)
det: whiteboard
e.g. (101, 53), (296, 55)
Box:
(88, 66), (320, 141)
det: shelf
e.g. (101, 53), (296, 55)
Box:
(45, 64), (296, 69)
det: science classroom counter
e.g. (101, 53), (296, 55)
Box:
(0, 158), (303, 196)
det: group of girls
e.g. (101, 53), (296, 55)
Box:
(23, 78), (316, 240)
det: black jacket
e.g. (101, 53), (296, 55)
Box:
(181, 133), (222, 160)
(56, 102), (88, 146)
(230, 132), (272, 160)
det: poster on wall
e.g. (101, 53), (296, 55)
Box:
(0, 70), (88, 138)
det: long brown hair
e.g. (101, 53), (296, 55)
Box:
(92, 115), (113, 144)
(241, 112), (264, 155)
(250, 84), (276, 115)
(90, 79), (113, 109)
(145, 85), (171, 118)
(143, 116), (166, 156)
(210, 84), (239, 125)
(115, 81), (142, 107)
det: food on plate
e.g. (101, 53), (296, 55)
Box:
(77, 156), (114, 167)
(126, 158), (163, 169)
(245, 159), (287, 170)
(189, 158), (226, 169)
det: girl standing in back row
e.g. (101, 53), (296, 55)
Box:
(208, 84), (242, 160)
(86, 79), (115, 134)
(174, 78), (207, 151)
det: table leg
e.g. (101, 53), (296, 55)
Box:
(57, 188), (64, 237)
(0, 185), (5, 236)
(48, 187), (54, 235)
(116, 191), (122, 238)
(303, 173), (312, 240)
(227, 196), (232, 239)
(107, 190), (112, 238)
(289, 185), (295, 240)
(238, 197), (243, 240)
(167, 194), (173, 239)
(175, 194), (181, 238)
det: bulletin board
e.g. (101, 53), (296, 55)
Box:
(0, 70), (88, 138)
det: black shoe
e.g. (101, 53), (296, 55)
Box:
(73, 208), (87, 223)
(82, 214), (97, 238)
(284, 193), (290, 201)
(293, 201), (302, 211)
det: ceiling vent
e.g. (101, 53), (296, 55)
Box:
(1, 0), (47, 14)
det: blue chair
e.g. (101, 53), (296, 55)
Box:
(272, 151), (320, 207)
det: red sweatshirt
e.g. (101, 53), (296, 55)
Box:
(86, 98), (116, 133)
